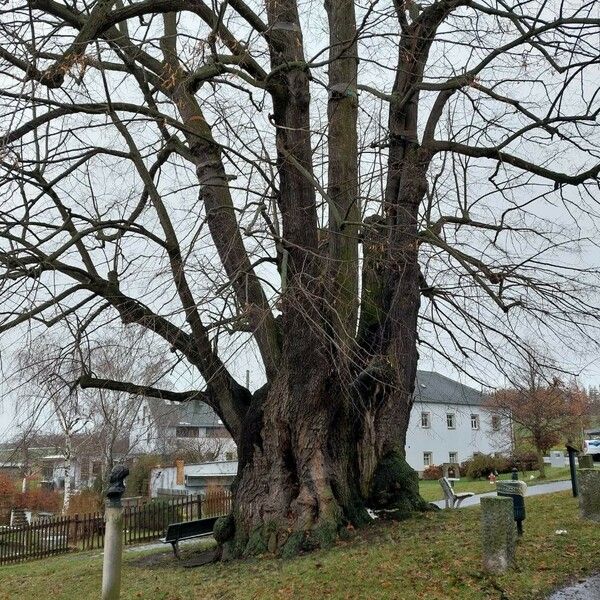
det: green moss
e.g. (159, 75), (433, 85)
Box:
(369, 450), (427, 512)
(343, 492), (372, 527)
(213, 514), (235, 544)
(306, 519), (339, 550)
(281, 531), (305, 559)
(243, 526), (268, 557)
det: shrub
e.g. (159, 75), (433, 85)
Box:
(510, 450), (540, 472)
(133, 498), (185, 532)
(67, 490), (103, 515)
(0, 474), (17, 508)
(462, 453), (508, 479)
(422, 465), (443, 480)
(126, 454), (162, 497)
(494, 456), (513, 474)
(19, 488), (62, 512)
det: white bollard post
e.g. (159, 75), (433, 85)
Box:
(102, 466), (129, 600)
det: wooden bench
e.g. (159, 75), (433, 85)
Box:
(438, 477), (475, 509)
(160, 516), (219, 558)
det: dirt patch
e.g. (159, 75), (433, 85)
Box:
(182, 548), (218, 568)
(128, 550), (178, 569)
(127, 542), (218, 570)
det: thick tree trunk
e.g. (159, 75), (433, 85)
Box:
(216, 360), (426, 558)
(537, 448), (547, 479)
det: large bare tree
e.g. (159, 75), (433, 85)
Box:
(1, 0), (600, 555)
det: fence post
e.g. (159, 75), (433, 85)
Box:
(102, 466), (129, 600)
(72, 514), (79, 547)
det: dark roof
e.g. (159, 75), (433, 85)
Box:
(414, 370), (483, 407)
(147, 398), (222, 428)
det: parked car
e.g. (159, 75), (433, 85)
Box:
(582, 439), (600, 459)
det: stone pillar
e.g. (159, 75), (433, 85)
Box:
(102, 506), (124, 600)
(481, 496), (516, 573)
(102, 466), (129, 600)
(578, 468), (600, 522)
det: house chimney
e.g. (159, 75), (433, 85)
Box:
(175, 459), (184, 486)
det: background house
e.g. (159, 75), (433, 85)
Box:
(129, 397), (237, 461)
(406, 371), (511, 475)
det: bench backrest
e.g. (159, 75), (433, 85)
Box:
(438, 477), (456, 499)
(164, 516), (219, 543)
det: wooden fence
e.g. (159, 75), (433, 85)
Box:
(0, 491), (232, 566)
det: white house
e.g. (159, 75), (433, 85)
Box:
(39, 454), (103, 491)
(406, 371), (511, 474)
(129, 397), (237, 461)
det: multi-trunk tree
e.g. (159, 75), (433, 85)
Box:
(1, 0), (600, 556)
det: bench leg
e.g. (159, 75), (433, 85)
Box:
(171, 541), (180, 559)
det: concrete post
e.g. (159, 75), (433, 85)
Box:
(578, 468), (600, 522)
(101, 466), (129, 600)
(481, 496), (516, 573)
(102, 506), (124, 600)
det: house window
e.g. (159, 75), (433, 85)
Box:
(225, 452), (235, 461)
(176, 426), (200, 438)
(206, 426), (230, 438)
(446, 413), (456, 429)
(423, 452), (433, 467)
(449, 451), (458, 464)
(421, 412), (431, 428)
(471, 414), (480, 430)
(92, 462), (102, 477)
(491, 415), (501, 432)
(80, 460), (90, 482)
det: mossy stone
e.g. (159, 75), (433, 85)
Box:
(578, 468), (600, 521)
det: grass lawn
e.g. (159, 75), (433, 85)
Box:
(419, 466), (574, 502)
(1, 491), (598, 599)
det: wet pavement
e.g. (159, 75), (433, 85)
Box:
(432, 479), (572, 509)
(546, 574), (600, 599)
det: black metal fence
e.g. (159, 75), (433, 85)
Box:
(0, 491), (232, 565)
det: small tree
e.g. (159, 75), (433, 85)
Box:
(487, 351), (590, 478)
(83, 325), (171, 476)
(18, 338), (90, 513)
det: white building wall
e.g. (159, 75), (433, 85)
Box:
(405, 401), (511, 474)
(149, 461), (238, 497)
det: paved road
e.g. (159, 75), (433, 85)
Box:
(431, 479), (573, 509)
(547, 574), (600, 600)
